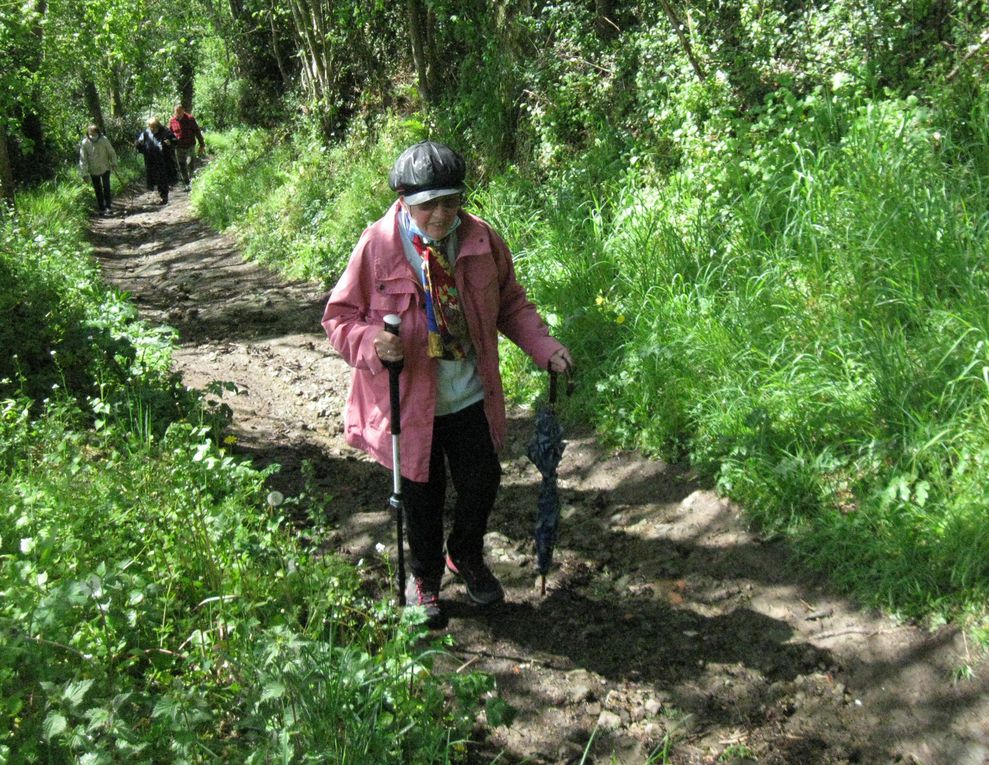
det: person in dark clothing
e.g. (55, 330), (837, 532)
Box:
(135, 117), (177, 204)
(168, 104), (206, 191)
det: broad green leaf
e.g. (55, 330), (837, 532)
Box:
(62, 678), (94, 708)
(42, 712), (67, 741)
(261, 681), (285, 701)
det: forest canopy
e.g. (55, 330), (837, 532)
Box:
(3, 0), (987, 197)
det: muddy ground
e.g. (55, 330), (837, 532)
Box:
(88, 184), (989, 765)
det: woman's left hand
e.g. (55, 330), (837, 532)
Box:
(547, 348), (573, 373)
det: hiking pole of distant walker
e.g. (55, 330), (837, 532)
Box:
(383, 314), (406, 606)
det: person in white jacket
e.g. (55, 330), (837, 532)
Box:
(79, 125), (118, 215)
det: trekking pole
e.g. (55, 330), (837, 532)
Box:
(383, 314), (407, 606)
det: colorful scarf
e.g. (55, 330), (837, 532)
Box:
(410, 233), (469, 359)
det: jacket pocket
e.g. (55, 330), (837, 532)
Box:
(463, 255), (500, 321)
(464, 255), (499, 290)
(369, 280), (416, 321)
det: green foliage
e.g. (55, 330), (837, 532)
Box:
(509, 82), (989, 620)
(2, 400), (482, 762)
(0, 175), (181, 420)
(193, 117), (425, 285)
(1, 177), (486, 762)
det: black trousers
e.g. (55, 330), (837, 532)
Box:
(90, 171), (111, 210)
(402, 401), (501, 578)
(149, 161), (169, 201)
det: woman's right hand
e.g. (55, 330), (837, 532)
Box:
(373, 328), (404, 364)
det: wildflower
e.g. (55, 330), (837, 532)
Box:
(267, 491), (284, 507)
(616, 315), (626, 324)
(595, 294), (606, 306)
(375, 542), (386, 555)
(223, 434), (237, 445)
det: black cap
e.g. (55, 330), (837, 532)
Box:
(388, 141), (466, 204)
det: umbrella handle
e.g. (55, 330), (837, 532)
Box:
(548, 366), (576, 407)
(383, 314), (406, 606)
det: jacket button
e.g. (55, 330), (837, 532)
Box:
(377, 283), (384, 291)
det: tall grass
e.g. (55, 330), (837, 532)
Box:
(193, 119), (424, 284)
(517, 89), (989, 621)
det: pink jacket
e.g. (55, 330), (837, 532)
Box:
(322, 201), (564, 482)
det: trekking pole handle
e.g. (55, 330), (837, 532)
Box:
(383, 314), (402, 435)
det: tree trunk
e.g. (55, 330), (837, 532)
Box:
(0, 125), (15, 207)
(16, 0), (50, 180)
(179, 58), (195, 110)
(83, 80), (105, 130)
(109, 64), (125, 118)
(268, 4), (290, 86)
(658, 0), (705, 82)
(407, 0), (439, 105)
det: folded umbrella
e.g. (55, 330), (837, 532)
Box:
(527, 369), (573, 594)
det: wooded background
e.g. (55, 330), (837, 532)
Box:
(3, 0), (986, 200)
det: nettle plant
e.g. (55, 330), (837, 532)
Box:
(2, 401), (486, 762)
(2, 188), (487, 763)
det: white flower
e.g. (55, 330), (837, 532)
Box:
(374, 542), (386, 555)
(266, 491), (284, 507)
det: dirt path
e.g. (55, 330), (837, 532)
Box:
(89, 185), (989, 765)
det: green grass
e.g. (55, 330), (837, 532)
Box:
(193, 118), (426, 285)
(515, 89), (989, 623)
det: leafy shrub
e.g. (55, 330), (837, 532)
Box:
(194, 116), (423, 285)
(1, 178), (486, 762)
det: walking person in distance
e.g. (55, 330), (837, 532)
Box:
(135, 117), (176, 205)
(78, 125), (118, 216)
(322, 140), (573, 629)
(168, 103), (206, 191)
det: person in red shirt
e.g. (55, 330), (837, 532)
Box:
(168, 103), (206, 191)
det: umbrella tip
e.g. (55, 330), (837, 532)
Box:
(540, 574), (546, 596)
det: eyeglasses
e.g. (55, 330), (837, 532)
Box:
(414, 194), (463, 212)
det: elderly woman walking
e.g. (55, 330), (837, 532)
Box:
(322, 141), (572, 628)
(79, 125), (118, 215)
(135, 117), (177, 205)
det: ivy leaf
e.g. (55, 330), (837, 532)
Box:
(43, 712), (67, 740)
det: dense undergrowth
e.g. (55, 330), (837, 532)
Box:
(0, 178), (484, 762)
(193, 78), (989, 629)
